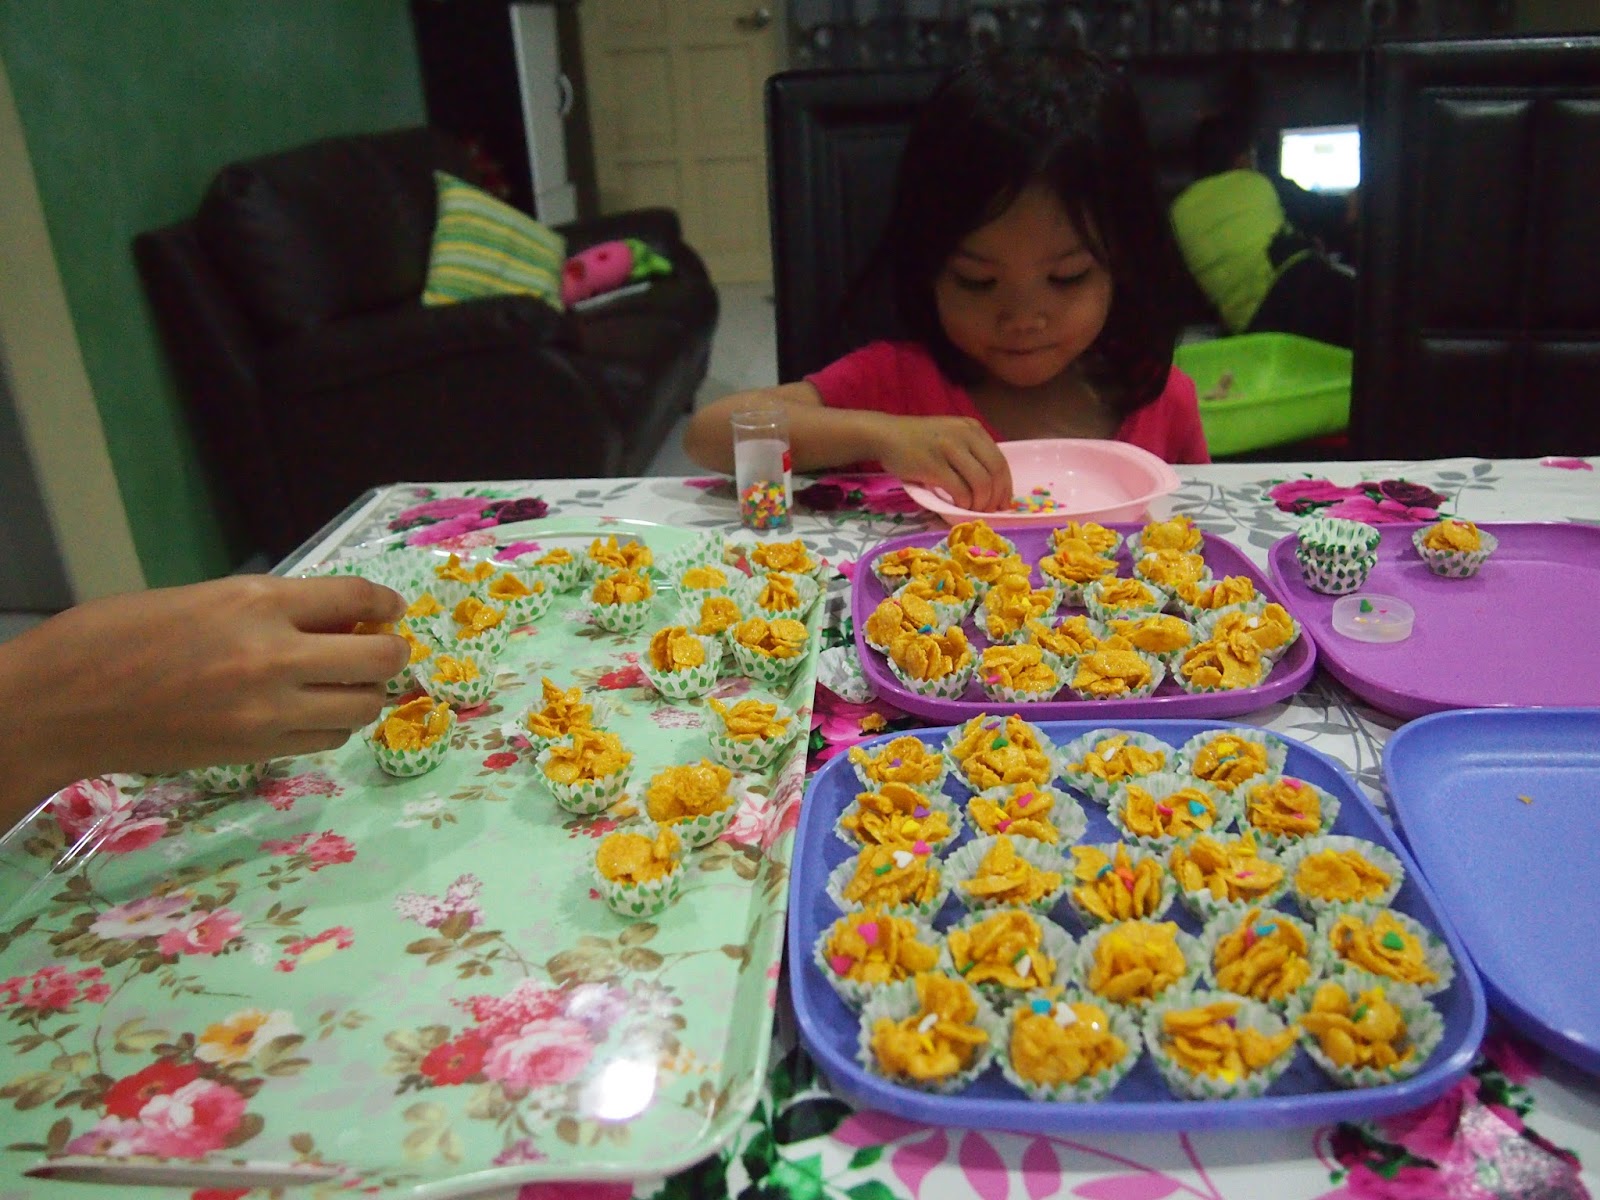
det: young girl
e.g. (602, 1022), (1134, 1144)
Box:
(683, 47), (1209, 513)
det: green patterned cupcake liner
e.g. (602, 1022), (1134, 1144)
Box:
(670, 557), (745, 606)
(942, 834), (1070, 916)
(649, 797), (738, 850)
(890, 580), (974, 630)
(996, 991), (1143, 1102)
(1105, 771), (1237, 852)
(1170, 646), (1275, 695)
(585, 593), (657, 635)
(371, 709), (456, 778)
(536, 748), (632, 816)
(941, 715), (1057, 792)
(1124, 529), (1206, 564)
(942, 907), (1077, 1003)
(706, 720), (802, 773)
(1298, 516), (1382, 558)
(522, 554), (583, 593)
(655, 533), (730, 582)
(935, 527), (1020, 561)
(1061, 649), (1168, 703)
(495, 578), (556, 627)
(727, 638), (808, 687)
(743, 543), (830, 584)
(1198, 908), (1322, 1011)
(966, 783), (1087, 846)
(639, 634), (723, 701)
(1412, 526), (1498, 578)
(1284, 835), (1406, 921)
(593, 824), (685, 919)
(832, 788), (964, 854)
(812, 911), (945, 1010)
(856, 976), (1005, 1095)
(976, 660), (1066, 705)
(1312, 902), (1455, 996)
(825, 850), (949, 920)
(1285, 968), (1445, 1087)
(1294, 549), (1377, 595)
(415, 647), (498, 709)
(1174, 727), (1290, 794)
(849, 738), (950, 797)
(1054, 727), (1177, 805)
(886, 652), (974, 701)
(187, 761), (271, 794)
(1170, 838), (1290, 924)
(1173, 584), (1259, 626)
(1141, 987), (1300, 1100)
(742, 571), (821, 622)
(1071, 921), (1205, 1010)
(1236, 774), (1343, 851)
(1061, 842), (1178, 929)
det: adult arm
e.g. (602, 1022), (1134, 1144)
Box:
(0, 575), (408, 833)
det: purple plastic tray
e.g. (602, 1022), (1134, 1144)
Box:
(1267, 522), (1600, 719)
(852, 525), (1315, 721)
(1384, 708), (1600, 1077)
(788, 719), (1486, 1132)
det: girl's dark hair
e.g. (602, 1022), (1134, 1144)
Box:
(883, 47), (1185, 416)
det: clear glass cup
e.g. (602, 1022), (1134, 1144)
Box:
(731, 408), (792, 532)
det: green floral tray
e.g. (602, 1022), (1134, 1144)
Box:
(0, 518), (824, 1197)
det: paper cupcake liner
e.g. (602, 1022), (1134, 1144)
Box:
(639, 635), (723, 701)
(942, 717), (1057, 793)
(978, 668), (1065, 705)
(1285, 969), (1446, 1087)
(996, 991), (1143, 1102)
(498, 583), (555, 628)
(1174, 728), (1290, 794)
(425, 575), (486, 612)
(1236, 774), (1342, 850)
(1312, 903), (1456, 996)
(1171, 584), (1257, 625)
(1198, 908), (1321, 1010)
(593, 830), (685, 918)
(856, 976), (1005, 1095)
(416, 657), (497, 708)
(1049, 524), (1124, 558)
(1298, 516), (1382, 558)
(1071, 921), (1205, 1010)
(943, 835), (1070, 916)
(582, 544), (657, 583)
(1125, 528), (1205, 563)
(1412, 526), (1498, 578)
(1106, 772), (1236, 851)
(869, 548), (939, 593)
(187, 761), (270, 794)
(966, 784), (1088, 847)
(1062, 650), (1168, 703)
(812, 912), (945, 1009)
(648, 797), (737, 850)
(1194, 602), (1302, 664)
(1284, 835), (1406, 919)
(887, 652), (974, 701)
(1170, 840), (1290, 923)
(742, 571), (821, 623)
(671, 555), (746, 604)
(1142, 988), (1300, 1100)
(1171, 648), (1274, 695)
(833, 788), (964, 853)
(942, 908), (1076, 1006)
(1054, 728), (1177, 806)
(655, 533), (728, 581)
(1083, 579), (1171, 623)
(707, 722), (802, 773)
(826, 852), (949, 920)
(1294, 551), (1376, 595)
(849, 740), (950, 797)
(727, 638), (808, 687)
(526, 555), (583, 593)
(585, 594), (656, 634)
(890, 579), (975, 630)
(371, 710), (456, 778)
(936, 527), (1019, 561)
(1061, 842), (1177, 929)
(536, 747), (632, 816)
(979, 585), (1066, 645)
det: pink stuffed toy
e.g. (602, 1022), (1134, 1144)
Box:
(560, 238), (673, 306)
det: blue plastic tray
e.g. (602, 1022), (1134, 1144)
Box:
(1384, 708), (1600, 1078)
(788, 719), (1486, 1132)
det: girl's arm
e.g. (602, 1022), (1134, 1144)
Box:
(682, 384), (1014, 511)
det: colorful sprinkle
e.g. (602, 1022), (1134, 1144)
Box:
(1359, 599), (1374, 613)
(1352, 1004), (1369, 1022)
(912, 840), (931, 856)
(1381, 931), (1406, 951)
(996, 818), (1013, 833)
(892, 850), (915, 869)
(1015, 953), (1033, 979)
(913, 805), (929, 819)
(738, 480), (790, 530)
(856, 921), (880, 946)
(991, 737), (1009, 750)
(1030, 997), (1052, 1015)
(1055, 1004), (1079, 1028)
(916, 1012), (939, 1034)
(1255, 923), (1277, 938)
(1157, 803), (1174, 816)
(873, 863), (892, 876)
(828, 954), (854, 975)
(1188, 800), (1207, 816)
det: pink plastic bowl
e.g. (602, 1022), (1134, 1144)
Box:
(901, 438), (1182, 528)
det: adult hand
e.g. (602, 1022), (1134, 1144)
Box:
(0, 575), (409, 822)
(875, 415), (1014, 512)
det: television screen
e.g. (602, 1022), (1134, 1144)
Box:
(1279, 124), (1361, 194)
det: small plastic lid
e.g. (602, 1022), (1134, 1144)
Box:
(1331, 593), (1416, 643)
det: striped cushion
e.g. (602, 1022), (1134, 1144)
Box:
(422, 172), (566, 310)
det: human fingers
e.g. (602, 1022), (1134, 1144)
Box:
(968, 436), (1013, 511)
(280, 575), (407, 633)
(944, 438), (1007, 513)
(294, 682), (394, 732)
(289, 631), (411, 686)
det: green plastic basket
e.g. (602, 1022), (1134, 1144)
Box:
(1175, 333), (1352, 457)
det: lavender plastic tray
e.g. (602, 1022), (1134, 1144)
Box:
(1384, 708), (1600, 1077)
(852, 525), (1315, 721)
(788, 719), (1486, 1132)
(1267, 522), (1600, 719)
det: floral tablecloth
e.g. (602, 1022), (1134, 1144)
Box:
(5, 457), (1598, 1200)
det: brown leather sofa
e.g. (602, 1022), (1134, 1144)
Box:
(135, 127), (718, 560)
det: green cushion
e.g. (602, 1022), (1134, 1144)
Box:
(422, 172), (566, 310)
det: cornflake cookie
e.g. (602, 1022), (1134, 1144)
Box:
(1208, 604), (1299, 658)
(864, 593), (940, 653)
(1420, 518), (1482, 553)
(839, 782), (954, 849)
(849, 736), (945, 790)
(487, 571), (538, 604)
(981, 573), (1059, 640)
(1117, 779), (1220, 841)
(1071, 649), (1156, 698)
(374, 696), (452, 751)
(733, 616), (808, 659)
(1106, 614), (1194, 657)
(709, 697), (790, 741)
(888, 626), (972, 684)
(592, 569), (654, 605)
(406, 592), (444, 620)
(542, 728), (631, 785)
(752, 572), (805, 613)
(948, 715), (1053, 790)
(451, 596), (505, 639)
(1064, 732), (1167, 786)
(947, 910), (1059, 990)
(692, 594), (742, 637)
(1298, 979), (1432, 1078)
(872, 545), (952, 588)
(524, 677), (593, 743)
(1152, 997), (1297, 1089)
(1091, 578), (1163, 614)
(1006, 996), (1131, 1092)
(751, 538), (818, 575)
(1178, 576), (1256, 615)
(648, 625), (708, 673)
(1169, 833), (1285, 910)
(1051, 521), (1121, 556)
(1185, 732), (1273, 792)
(1245, 777), (1326, 841)
(1083, 920), (1190, 1005)
(968, 784), (1062, 843)
(1138, 515), (1203, 553)
(1323, 909), (1442, 990)
(1038, 537), (1119, 588)
(1294, 845), (1394, 906)
(956, 835), (1064, 908)
(588, 535), (654, 573)
(839, 844), (943, 912)
(679, 563), (730, 591)
(1135, 549), (1208, 592)
(435, 553), (495, 585)
(1210, 907), (1314, 1004)
(1179, 632), (1266, 690)
(869, 972), (991, 1085)
(979, 644), (1060, 697)
(1024, 614), (1103, 659)
(1070, 844), (1167, 923)
(820, 907), (941, 992)
(596, 826), (681, 886)
(898, 563), (975, 606)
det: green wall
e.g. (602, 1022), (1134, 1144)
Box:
(0, 0), (426, 584)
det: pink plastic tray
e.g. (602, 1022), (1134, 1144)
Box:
(1267, 522), (1600, 719)
(852, 524), (1315, 721)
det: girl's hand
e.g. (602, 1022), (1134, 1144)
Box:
(875, 415), (1014, 512)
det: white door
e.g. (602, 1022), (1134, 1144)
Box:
(579, 0), (783, 283)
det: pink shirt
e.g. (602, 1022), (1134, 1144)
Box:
(806, 340), (1211, 465)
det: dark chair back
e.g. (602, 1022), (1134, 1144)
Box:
(1352, 36), (1600, 458)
